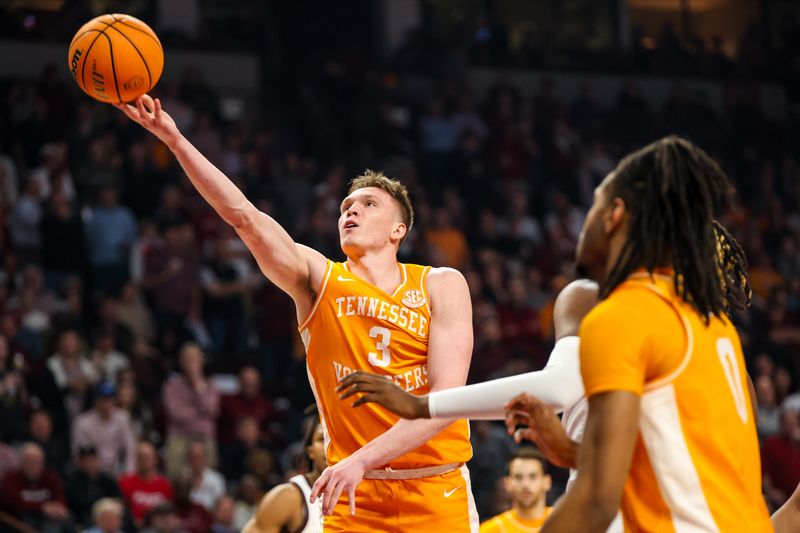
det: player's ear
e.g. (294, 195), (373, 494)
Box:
(544, 474), (552, 492)
(604, 197), (626, 234)
(392, 222), (407, 243)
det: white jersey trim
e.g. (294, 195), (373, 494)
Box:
(640, 384), (719, 532)
(298, 260), (333, 332)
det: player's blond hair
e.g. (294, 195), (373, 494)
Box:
(348, 170), (414, 237)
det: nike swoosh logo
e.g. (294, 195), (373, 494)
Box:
(337, 275), (355, 282)
(443, 485), (462, 498)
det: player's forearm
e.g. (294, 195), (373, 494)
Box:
(541, 481), (617, 533)
(428, 336), (584, 419)
(773, 483), (800, 533)
(169, 135), (257, 228)
(349, 418), (456, 470)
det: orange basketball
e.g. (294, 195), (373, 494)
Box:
(67, 13), (164, 104)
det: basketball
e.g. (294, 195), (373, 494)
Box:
(67, 13), (163, 104)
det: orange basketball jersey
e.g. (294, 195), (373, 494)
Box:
(580, 272), (773, 532)
(299, 260), (472, 468)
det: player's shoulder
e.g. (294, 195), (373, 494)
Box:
(425, 266), (468, 302)
(478, 514), (503, 533)
(580, 281), (664, 335)
(258, 480), (304, 512)
(425, 266), (466, 286)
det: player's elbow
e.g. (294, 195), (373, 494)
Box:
(223, 200), (259, 230)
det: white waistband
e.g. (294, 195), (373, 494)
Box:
(363, 462), (462, 480)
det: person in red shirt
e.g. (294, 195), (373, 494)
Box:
(218, 366), (272, 444)
(119, 441), (174, 527)
(763, 406), (800, 507)
(1, 442), (72, 531)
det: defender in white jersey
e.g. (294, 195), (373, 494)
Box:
(338, 280), (623, 532)
(244, 416), (325, 533)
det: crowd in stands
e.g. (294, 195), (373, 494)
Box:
(0, 9), (799, 532)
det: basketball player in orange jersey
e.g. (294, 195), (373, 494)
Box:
(479, 447), (552, 533)
(535, 136), (772, 532)
(116, 95), (477, 532)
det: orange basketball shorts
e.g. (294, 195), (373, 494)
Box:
(324, 465), (479, 532)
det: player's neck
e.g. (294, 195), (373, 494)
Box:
(346, 252), (401, 291)
(512, 499), (546, 521)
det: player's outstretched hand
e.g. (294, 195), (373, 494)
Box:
(115, 94), (181, 149)
(505, 393), (575, 468)
(337, 371), (429, 419)
(310, 455), (365, 517)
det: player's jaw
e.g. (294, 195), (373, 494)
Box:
(575, 173), (622, 283)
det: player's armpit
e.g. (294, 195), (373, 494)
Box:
(243, 483), (304, 533)
(541, 390), (640, 532)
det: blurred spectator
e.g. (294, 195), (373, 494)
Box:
(85, 186), (138, 296)
(0, 442), (72, 532)
(39, 190), (87, 291)
(0, 441), (20, 481)
(27, 409), (70, 475)
(220, 416), (273, 483)
(0, 333), (29, 443)
(200, 238), (249, 360)
(232, 474), (263, 529)
(116, 378), (158, 443)
(186, 440), (226, 512)
(757, 375), (782, 439)
(9, 179), (43, 264)
(116, 282), (156, 344)
(139, 503), (181, 533)
(425, 207), (469, 268)
(90, 330), (130, 384)
(119, 441), (174, 527)
(210, 495), (237, 533)
(82, 497), (124, 533)
(218, 366), (273, 445)
(64, 444), (122, 529)
(173, 475), (213, 533)
(46, 329), (98, 422)
(162, 343), (220, 479)
(71, 381), (136, 476)
(30, 142), (76, 203)
(762, 407), (800, 508)
(141, 220), (200, 351)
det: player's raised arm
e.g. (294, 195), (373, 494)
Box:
(116, 95), (321, 311)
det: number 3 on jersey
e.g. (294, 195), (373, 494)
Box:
(716, 337), (748, 424)
(368, 326), (392, 367)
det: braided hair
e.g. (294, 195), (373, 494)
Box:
(601, 136), (750, 320)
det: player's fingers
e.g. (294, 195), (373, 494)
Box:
(326, 482), (345, 516)
(154, 97), (163, 121)
(309, 470), (328, 503)
(135, 97), (150, 123)
(348, 486), (356, 516)
(141, 93), (155, 112)
(115, 102), (139, 122)
(351, 394), (376, 408)
(504, 393), (531, 411)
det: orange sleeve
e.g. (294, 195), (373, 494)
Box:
(579, 294), (649, 397)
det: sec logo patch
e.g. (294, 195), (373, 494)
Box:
(402, 289), (426, 309)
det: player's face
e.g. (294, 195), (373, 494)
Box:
(576, 172), (625, 281)
(504, 458), (551, 510)
(339, 187), (406, 256)
(307, 424), (326, 472)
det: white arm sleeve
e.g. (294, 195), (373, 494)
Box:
(427, 336), (584, 420)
